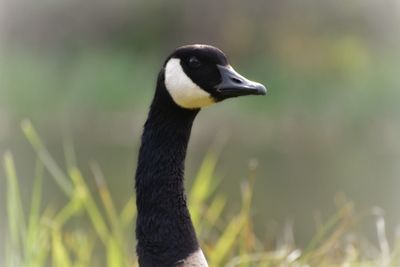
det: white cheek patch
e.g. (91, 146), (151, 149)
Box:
(164, 58), (216, 109)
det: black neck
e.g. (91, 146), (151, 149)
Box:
(135, 78), (200, 267)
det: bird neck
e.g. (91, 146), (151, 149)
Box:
(135, 81), (201, 266)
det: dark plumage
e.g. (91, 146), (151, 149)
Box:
(135, 44), (266, 267)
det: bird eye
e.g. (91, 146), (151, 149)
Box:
(188, 56), (201, 68)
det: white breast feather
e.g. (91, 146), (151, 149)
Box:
(177, 249), (209, 267)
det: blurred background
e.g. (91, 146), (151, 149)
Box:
(1, 0), (400, 256)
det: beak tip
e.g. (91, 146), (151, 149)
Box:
(216, 65), (268, 97)
(256, 84), (267, 96)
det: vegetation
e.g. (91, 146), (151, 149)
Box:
(1, 2), (399, 266)
(2, 120), (399, 267)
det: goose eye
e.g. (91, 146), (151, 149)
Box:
(188, 56), (201, 68)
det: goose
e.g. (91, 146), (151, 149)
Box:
(135, 44), (266, 267)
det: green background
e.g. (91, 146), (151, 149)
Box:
(1, 0), (399, 250)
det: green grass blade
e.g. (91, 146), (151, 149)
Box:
(54, 196), (84, 227)
(107, 237), (124, 267)
(90, 161), (120, 233)
(21, 119), (72, 196)
(204, 195), (226, 231)
(69, 167), (110, 245)
(74, 238), (94, 267)
(4, 151), (26, 263)
(303, 202), (353, 256)
(63, 134), (78, 171)
(25, 159), (46, 265)
(189, 152), (219, 229)
(51, 227), (72, 267)
(119, 197), (136, 230)
(209, 213), (247, 267)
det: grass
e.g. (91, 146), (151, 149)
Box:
(2, 120), (400, 267)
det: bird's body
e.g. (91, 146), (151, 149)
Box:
(135, 44), (266, 267)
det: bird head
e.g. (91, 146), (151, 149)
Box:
(162, 44), (267, 109)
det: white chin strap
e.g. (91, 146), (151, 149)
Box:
(164, 58), (216, 109)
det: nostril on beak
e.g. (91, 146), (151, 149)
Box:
(230, 77), (243, 84)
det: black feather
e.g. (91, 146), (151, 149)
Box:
(135, 71), (200, 267)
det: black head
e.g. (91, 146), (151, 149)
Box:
(162, 44), (266, 109)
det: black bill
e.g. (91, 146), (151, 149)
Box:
(215, 65), (267, 98)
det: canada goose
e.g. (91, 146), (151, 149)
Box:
(135, 44), (266, 267)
